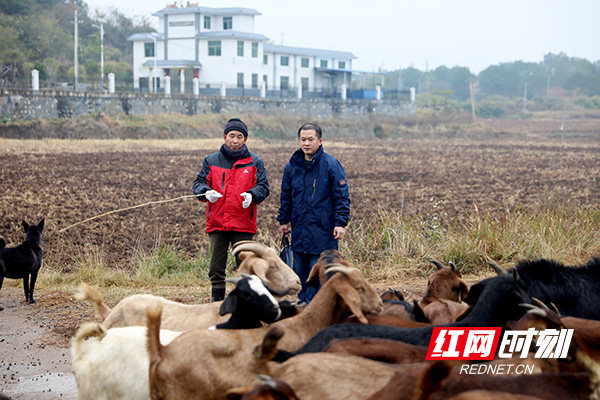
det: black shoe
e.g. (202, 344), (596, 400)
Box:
(211, 287), (226, 302)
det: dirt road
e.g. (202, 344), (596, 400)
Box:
(0, 287), (94, 399)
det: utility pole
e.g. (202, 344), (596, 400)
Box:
(398, 67), (402, 91)
(73, 9), (82, 91)
(469, 79), (477, 122)
(425, 60), (430, 108)
(93, 18), (107, 89)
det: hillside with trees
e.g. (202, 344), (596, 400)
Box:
(0, 0), (153, 90)
(1, 0), (599, 117)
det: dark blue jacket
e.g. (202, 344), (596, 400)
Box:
(277, 145), (350, 254)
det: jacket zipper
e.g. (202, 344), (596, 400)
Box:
(312, 179), (316, 198)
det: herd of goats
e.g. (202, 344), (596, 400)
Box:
(67, 240), (600, 400)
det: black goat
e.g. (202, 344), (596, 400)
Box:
(214, 274), (283, 329)
(272, 268), (531, 360)
(0, 219), (44, 306)
(468, 257), (600, 320)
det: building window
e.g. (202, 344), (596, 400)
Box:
(144, 42), (155, 57)
(204, 16), (211, 29)
(237, 72), (244, 88)
(320, 60), (328, 68)
(338, 61), (346, 69)
(280, 76), (289, 90)
(252, 73), (258, 88)
(301, 58), (309, 68)
(301, 77), (309, 91)
(280, 56), (289, 66)
(252, 42), (258, 58)
(208, 40), (221, 56)
(169, 21), (193, 27)
(237, 41), (244, 56)
(263, 75), (268, 90)
(223, 16), (232, 30)
(263, 54), (268, 65)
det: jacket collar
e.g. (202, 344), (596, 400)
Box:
(220, 143), (250, 162)
(291, 144), (324, 167)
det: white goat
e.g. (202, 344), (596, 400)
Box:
(71, 322), (181, 400)
(146, 265), (383, 400)
(76, 241), (301, 330)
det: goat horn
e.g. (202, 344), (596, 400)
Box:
(527, 309), (548, 318)
(325, 264), (353, 275)
(232, 241), (267, 257)
(257, 374), (274, 383)
(550, 302), (561, 317)
(226, 277), (242, 285)
(532, 297), (550, 310)
(429, 260), (447, 270)
(324, 263), (346, 269)
(448, 261), (459, 273)
(487, 261), (507, 275)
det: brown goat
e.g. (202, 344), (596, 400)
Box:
(305, 249), (351, 287)
(367, 360), (593, 400)
(253, 325), (422, 400)
(146, 265), (383, 400)
(77, 241), (301, 330)
(423, 260), (469, 305)
(323, 337), (427, 364)
(419, 260), (469, 324)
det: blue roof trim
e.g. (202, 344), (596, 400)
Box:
(142, 60), (202, 68)
(154, 6), (260, 17)
(127, 33), (164, 41)
(264, 44), (356, 60)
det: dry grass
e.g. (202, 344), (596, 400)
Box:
(1, 115), (599, 303)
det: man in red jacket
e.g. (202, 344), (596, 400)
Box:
(193, 118), (270, 301)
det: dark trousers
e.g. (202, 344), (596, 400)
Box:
(208, 230), (254, 288)
(293, 252), (321, 303)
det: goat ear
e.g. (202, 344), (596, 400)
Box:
(336, 283), (368, 324)
(248, 259), (271, 285)
(458, 280), (469, 302)
(220, 294), (237, 316)
(22, 220), (29, 231)
(306, 264), (321, 288)
(412, 300), (430, 323)
(38, 219), (44, 230)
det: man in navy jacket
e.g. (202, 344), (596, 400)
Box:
(277, 122), (350, 303)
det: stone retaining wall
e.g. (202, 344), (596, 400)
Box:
(0, 89), (415, 121)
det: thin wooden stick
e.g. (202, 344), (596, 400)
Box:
(58, 194), (203, 233)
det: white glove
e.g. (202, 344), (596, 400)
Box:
(205, 190), (223, 203)
(241, 192), (252, 209)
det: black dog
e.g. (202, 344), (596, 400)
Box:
(0, 219), (45, 306)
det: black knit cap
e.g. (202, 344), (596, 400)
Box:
(224, 118), (248, 137)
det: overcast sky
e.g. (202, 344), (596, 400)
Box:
(85, 0), (600, 74)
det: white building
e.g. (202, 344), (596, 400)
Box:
(127, 4), (356, 96)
